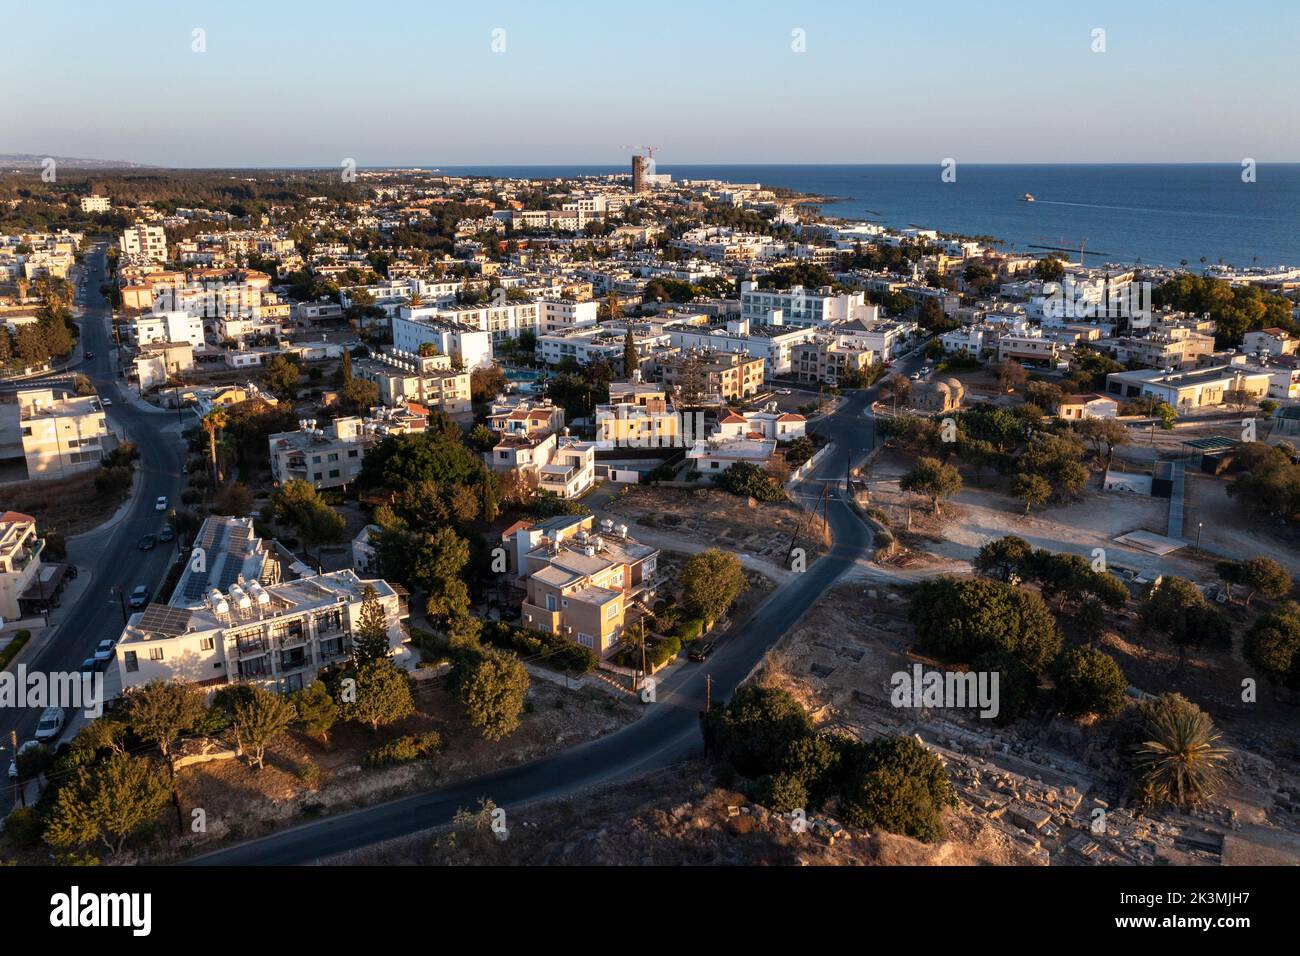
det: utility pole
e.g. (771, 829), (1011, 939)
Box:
(705, 673), (711, 714)
(639, 618), (646, 690)
(10, 730), (20, 808)
(846, 446), (852, 494)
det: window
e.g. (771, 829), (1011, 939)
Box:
(149, 648), (164, 661)
(200, 637), (215, 651)
(124, 651), (138, 672)
(605, 603), (619, 619)
(577, 633), (595, 649)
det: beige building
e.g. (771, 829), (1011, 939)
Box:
(791, 338), (877, 385)
(16, 388), (114, 479)
(0, 511), (45, 622)
(509, 516), (660, 658)
(657, 349), (765, 402)
(353, 348), (472, 416)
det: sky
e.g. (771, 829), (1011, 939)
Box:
(3, 0), (1299, 167)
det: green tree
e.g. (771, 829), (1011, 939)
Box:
(45, 754), (172, 856)
(1049, 646), (1128, 719)
(270, 479), (347, 560)
(900, 457), (962, 515)
(455, 648), (530, 741)
(838, 736), (957, 843)
(291, 681), (340, 744)
(678, 549), (747, 626)
(344, 658), (414, 732)
(1011, 472), (1051, 515)
(1243, 600), (1300, 688)
(261, 354), (301, 400)
(701, 685), (814, 778)
(232, 686), (297, 770)
(352, 584), (391, 664)
(622, 324), (638, 377)
(1133, 693), (1229, 809)
(1216, 557), (1291, 605)
(972, 650), (1038, 724)
(910, 576), (1061, 672)
(1138, 577), (1232, 670)
(973, 535), (1033, 582)
(123, 681), (207, 762)
(714, 460), (786, 501)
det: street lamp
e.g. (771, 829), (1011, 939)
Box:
(1196, 522), (1204, 550)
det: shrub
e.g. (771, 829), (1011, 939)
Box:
(837, 736), (957, 843)
(910, 575), (1061, 672)
(673, 618), (705, 643)
(364, 731), (442, 768)
(646, 636), (681, 669)
(0, 630), (32, 670)
(1049, 646), (1128, 719)
(2, 806), (45, 846)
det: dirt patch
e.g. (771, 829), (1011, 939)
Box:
(604, 485), (830, 565)
(157, 674), (638, 861)
(1, 469), (130, 535)
(331, 759), (1040, 866)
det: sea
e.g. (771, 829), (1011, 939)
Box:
(437, 164), (1300, 270)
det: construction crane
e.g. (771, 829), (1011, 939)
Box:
(1032, 234), (1088, 264)
(624, 145), (658, 159)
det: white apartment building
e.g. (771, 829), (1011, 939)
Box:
(115, 517), (410, 694)
(739, 282), (877, 327)
(267, 411), (418, 490)
(119, 223), (168, 262)
(665, 318), (821, 380)
(391, 313), (493, 369)
(0, 511), (44, 623)
(131, 310), (206, 347)
(16, 388), (114, 479)
(80, 195), (111, 213)
(539, 298), (599, 333)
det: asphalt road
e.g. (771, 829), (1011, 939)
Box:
(189, 355), (926, 865)
(0, 244), (187, 808)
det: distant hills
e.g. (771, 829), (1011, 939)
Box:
(0, 153), (154, 170)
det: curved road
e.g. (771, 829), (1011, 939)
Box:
(1, 244), (187, 810)
(189, 364), (924, 865)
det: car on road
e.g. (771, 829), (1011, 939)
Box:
(101, 397), (112, 406)
(93, 639), (117, 663)
(775, 388), (793, 395)
(128, 585), (150, 608)
(138, 533), (156, 550)
(80, 658), (98, 676)
(34, 707), (65, 743)
(8, 740), (42, 779)
(159, 526), (175, 542)
(910, 372), (922, 381)
(85, 351), (94, 360)
(688, 640), (716, 662)
(155, 496), (168, 511)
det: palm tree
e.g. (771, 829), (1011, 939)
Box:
(202, 409), (228, 483)
(1134, 694), (1229, 809)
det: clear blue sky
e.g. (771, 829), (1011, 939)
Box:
(4, 0), (1298, 167)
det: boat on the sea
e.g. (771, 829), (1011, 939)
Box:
(1022, 193), (1035, 202)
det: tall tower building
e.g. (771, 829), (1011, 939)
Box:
(632, 154), (651, 193)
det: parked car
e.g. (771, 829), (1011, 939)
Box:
(101, 397), (112, 406)
(93, 639), (116, 663)
(155, 496), (168, 511)
(80, 658), (98, 676)
(84, 351), (94, 360)
(159, 526), (175, 542)
(776, 388), (793, 395)
(129, 585), (150, 608)
(8, 740), (41, 779)
(34, 707), (64, 743)
(688, 640), (716, 662)
(138, 533), (156, 550)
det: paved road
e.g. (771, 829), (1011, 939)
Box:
(0, 245), (188, 807)
(189, 356), (925, 865)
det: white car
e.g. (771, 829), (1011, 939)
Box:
(93, 639), (116, 663)
(8, 740), (41, 778)
(155, 496), (168, 511)
(34, 707), (65, 743)
(101, 397), (112, 406)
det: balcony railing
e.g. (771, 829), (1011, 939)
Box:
(521, 601), (561, 633)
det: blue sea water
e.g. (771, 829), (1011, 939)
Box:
(440, 164), (1300, 270)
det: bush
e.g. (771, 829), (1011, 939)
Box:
(646, 636), (681, 669)
(672, 618), (705, 643)
(481, 621), (598, 673)
(2, 806), (45, 846)
(1049, 646), (1128, 719)
(837, 736), (957, 843)
(910, 576), (1061, 673)
(364, 731), (442, 768)
(296, 759), (321, 786)
(0, 630), (32, 670)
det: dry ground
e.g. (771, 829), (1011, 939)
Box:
(0, 468), (130, 535)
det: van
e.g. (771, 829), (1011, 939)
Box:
(35, 707), (64, 743)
